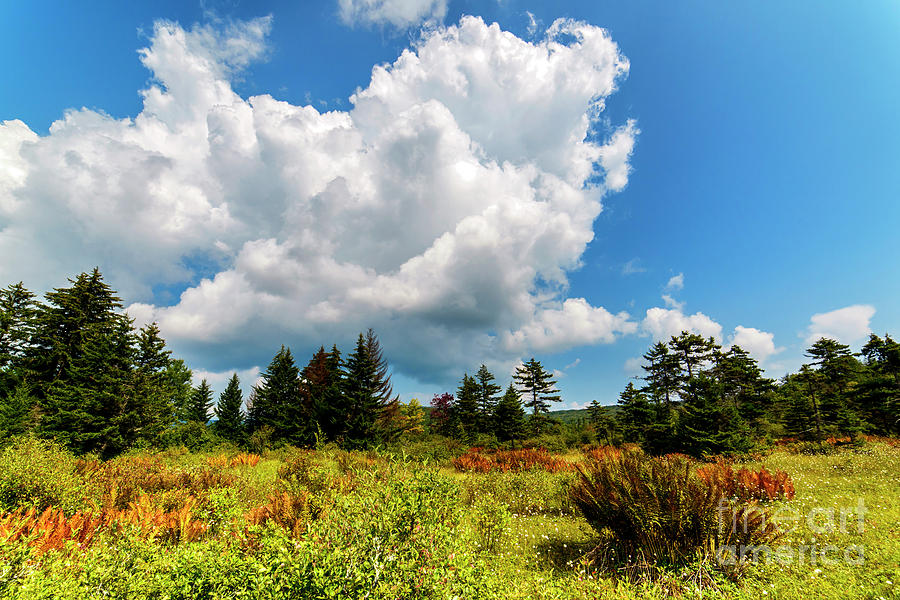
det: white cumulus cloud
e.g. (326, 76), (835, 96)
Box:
(0, 16), (638, 384)
(641, 307), (723, 342)
(728, 325), (783, 365)
(804, 304), (876, 346)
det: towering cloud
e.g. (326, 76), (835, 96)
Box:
(0, 16), (637, 382)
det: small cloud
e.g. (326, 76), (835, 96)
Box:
(665, 273), (684, 292)
(662, 294), (684, 311)
(525, 11), (539, 37)
(621, 258), (646, 275)
(337, 0), (447, 29)
(623, 356), (642, 376)
(564, 358), (581, 370)
(803, 304), (876, 346)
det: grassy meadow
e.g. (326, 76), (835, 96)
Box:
(0, 437), (897, 599)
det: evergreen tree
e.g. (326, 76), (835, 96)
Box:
(297, 345), (348, 442)
(129, 323), (178, 445)
(588, 399), (617, 446)
(187, 379), (213, 424)
(714, 345), (774, 433)
(669, 332), (717, 380)
(215, 373), (244, 442)
(0, 382), (37, 438)
(494, 384), (525, 442)
(859, 334), (900, 434)
(677, 374), (752, 457)
(513, 358), (561, 434)
(253, 346), (306, 445)
(779, 372), (818, 439)
(166, 359), (194, 423)
(342, 333), (377, 447)
(0, 282), (36, 396)
(31, 270), (136, 456)
(804, 338), (863, 435)
(474, 364), (501, 433)
(616, 382), (654, 446)
(342, 331), (396, 447)
(455, 373), (479, 438)
(641, 342), (680, 408)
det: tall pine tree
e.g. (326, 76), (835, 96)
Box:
(187, 380), (213, 424)
(474, 364), (501, 433)
(455, 374), (480, 439)
(252, 346), (306, 445)
(513, 358), (560, 434)
(215, 374), (244, 442)
(342, 331), (396, 447)
(493, 384), (525, 442)
(30, 270), (136, 456)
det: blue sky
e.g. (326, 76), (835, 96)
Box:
(2, 1), (899, 408)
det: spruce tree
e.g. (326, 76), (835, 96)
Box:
(31, 270), (136, 456)
(493, 384), (525, 442)
(0, 282), (36, 396)
(253, 346), (306, 445)
(300, 346), (349, 441)
(641, 342), (679, 408)
(474, 364), (501, 433)
(187, 379), (213, 424)
(804, 338), (863, 435)
(129, 323), (178, 445)
(455, 373), (480, 439)
(588, 400), (617, 446)
(0, 382), (36, 438)
(342, 332), (395, 447)
(859, 334), (900, 435)
(513, 358), (560, 434)
(677, 374), (751, 457)
(166, 359), (194, 423)
(616, 382), (654, 446)
(713, 345), (774, 433)
(215, 373), (244, 442)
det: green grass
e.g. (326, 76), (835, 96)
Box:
(0, 439), (897, 599)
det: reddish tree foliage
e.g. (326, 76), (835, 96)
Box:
(429, 392), (455, 435)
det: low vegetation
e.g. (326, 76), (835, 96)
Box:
(0, 435), (895, 598)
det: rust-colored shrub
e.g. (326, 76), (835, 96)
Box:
(229, 453), (261, 467)
(696, 459), (795, 502)
(246, 491), (310, 537)
(116, 494), (207, 543)
(0, 507), (109, 554)
(80, 455), (237, 510)
(452, 448), (572, 473)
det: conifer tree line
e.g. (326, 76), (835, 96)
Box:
(429, 358), (562, 442)
(612, 331), (900, 457)
(0, 270), (405, 455)
(1, 270), (897, 457)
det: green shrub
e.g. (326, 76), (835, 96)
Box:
(469, 494), (511, 552)
(0, 435), (82, 512)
